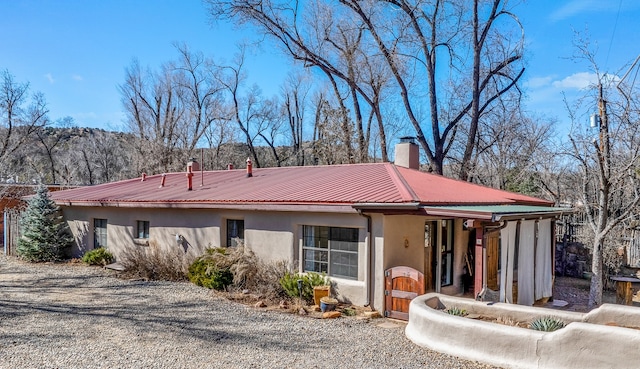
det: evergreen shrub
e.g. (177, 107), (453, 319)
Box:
(279, 272), (329, 303)
(82, 247), (114, 266)
(16, 186), (73, 262)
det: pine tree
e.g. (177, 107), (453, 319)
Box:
(16, 185), (73, 262)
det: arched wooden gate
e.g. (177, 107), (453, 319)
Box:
(384, 266), (424, 321)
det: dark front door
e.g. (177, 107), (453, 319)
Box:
(384, 266), (424, 321)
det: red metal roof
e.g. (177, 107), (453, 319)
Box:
(49, 163), (552, 210)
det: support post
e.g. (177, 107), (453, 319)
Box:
(474, 226), (484, 298)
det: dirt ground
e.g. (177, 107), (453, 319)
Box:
(552, 275), (618, 312)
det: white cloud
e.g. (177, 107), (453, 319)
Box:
(525, 76), (554, 89)
(549, 0), (640, 22)
(552, 72), (599, 90)
(550, 0), (624, 22)
(71, 74), (83, 81)
(44, 73), (55, 84)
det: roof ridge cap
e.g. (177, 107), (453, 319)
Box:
(386, 163), (419, 202)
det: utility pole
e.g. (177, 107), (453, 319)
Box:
(598, 83), (611, 179)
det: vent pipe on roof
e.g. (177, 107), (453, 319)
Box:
(159, 174), (166, 188)
(186, 165), (193, 191)
(141, 173), (147, 182)
(227, 163), (234, 170)
(395, 137), (420, 170)
(246, 158), (253, 178)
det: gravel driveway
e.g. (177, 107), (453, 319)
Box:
(0, 256), (496, 369)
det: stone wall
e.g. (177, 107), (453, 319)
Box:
(555, 241), (591, 278)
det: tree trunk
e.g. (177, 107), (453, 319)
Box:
(588, 235), (604, 308)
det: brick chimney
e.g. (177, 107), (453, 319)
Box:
(395, 137), (419, 170)
(187, 158), (200, 172)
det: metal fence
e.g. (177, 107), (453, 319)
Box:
(556, 212), (590, 244)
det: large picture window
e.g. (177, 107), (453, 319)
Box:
(226, 219), (244, 247)
(303, 225), (359, 279)
(94, 218), (107, 249)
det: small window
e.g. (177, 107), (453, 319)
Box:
(226, 219), (244, 247)
(136, 220), (149, 239)
(94, 218), (107, 249)
(303, 225), (359, 279)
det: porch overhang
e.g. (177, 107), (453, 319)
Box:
(421, 205), (571, 222)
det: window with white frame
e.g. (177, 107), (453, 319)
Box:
(136, 220), (149, 239)
(302, 225), (359, 279)
(94, 218), (107, 249)
(226, 219), (244, 247)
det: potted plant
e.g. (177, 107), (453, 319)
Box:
(320, 296), (338, 312)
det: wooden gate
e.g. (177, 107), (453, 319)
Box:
(486, 232), (499, 290)
(2, 209), (21, 255)
(384, 266), (424, 321)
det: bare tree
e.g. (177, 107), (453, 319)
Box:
(216, 48), (267, 167)
(566, 43), (640, 307)
(0, 70), (49, 177)
(471, 108), (553, 195)
(281, 73), (310, 166)
(172, 44), (227, 159)
(206, 0), (525, 176)
(312, 92), (354, 165)
(120, 60), (184, 174)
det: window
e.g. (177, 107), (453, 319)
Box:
(226, 219), (244, 247)
(136, 220), (149, 239)
(94, 218), (107, 249)
(303, 225), (359, 279)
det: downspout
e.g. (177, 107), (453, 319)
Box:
(357, 209), (373, 307)
(477, 220), (508, 301)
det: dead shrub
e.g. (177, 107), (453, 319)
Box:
(119, 244), (193, 281)
(210, 241), (291, 303)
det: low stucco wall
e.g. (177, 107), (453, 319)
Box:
(405, 293), (640, 369)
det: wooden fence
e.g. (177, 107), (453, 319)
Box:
(2, 209), (21, 255)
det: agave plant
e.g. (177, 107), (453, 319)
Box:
(529, 316), (566, 332)
(444, 306), (468, 317)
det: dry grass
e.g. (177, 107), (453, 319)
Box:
(118, 245), (194, 281)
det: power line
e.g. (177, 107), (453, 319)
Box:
(605, 0), (623, 69)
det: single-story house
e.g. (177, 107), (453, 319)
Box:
(48, 139), (568, 319)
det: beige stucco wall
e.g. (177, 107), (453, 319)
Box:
(62, 205), (374, 306)
(381, 216), (470, 288)
(63, 206), (221, 259)
(62, 205), (471, 312)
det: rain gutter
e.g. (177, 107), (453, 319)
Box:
(357, 209), (373, 307)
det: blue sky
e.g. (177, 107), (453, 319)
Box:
(1, 0), (639, 131)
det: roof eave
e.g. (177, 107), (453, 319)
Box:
(422, 206), (573, 221)
(352, 202), (422, 211)
(55, 200), (357, 213)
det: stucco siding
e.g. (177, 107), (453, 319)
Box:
(62, 206), (220, 259)
(382, 215), (427, 272)
(61, 204), (472, 310)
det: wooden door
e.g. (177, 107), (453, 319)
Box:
(486, 232), (499, 290)
(384, 266), (424, 321)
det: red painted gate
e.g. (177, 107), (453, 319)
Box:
(384, 266), (424, 321)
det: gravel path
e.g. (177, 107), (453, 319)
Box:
(0, 256), (496, 369)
